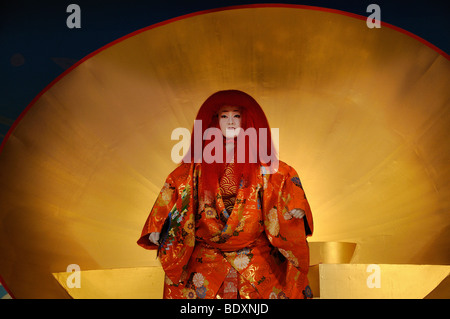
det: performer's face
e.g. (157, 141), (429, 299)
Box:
(218, 106), (241, 138)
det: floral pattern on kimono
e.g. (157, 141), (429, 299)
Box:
(137, 161), (313, 299)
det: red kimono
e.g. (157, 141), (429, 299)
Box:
(137, 160), (313, 299)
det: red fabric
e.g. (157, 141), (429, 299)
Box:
(137, 161), (313, 299)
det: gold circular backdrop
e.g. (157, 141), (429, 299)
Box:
(0, 6), (449, 298)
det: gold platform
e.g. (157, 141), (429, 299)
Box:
(53, 266), (165, 299)
(52, 242), (450, 299)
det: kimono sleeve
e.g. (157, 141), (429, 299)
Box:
(262, 162), (313, 275)
(282, 166), (313, 237)
(137, 174), (178, 250)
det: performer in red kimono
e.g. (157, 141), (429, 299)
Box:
(138, 90), (313, 299)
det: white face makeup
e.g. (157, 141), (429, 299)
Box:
(218, 106), (241, 138)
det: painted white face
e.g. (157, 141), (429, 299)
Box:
(218, 106), (241, 138)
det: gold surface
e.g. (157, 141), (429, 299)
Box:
(53, 267), (165, 299)
(424, 274), (450, 299)
(319, 264), (450, 299)
(307, 264), (320, 298)
(309, 242), (357, 265)
(0, 6), (449, 298)
(51, 264), (449, 299)
(307, 242), (356, 298)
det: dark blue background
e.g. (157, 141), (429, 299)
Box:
(1, 0), (449, 143)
